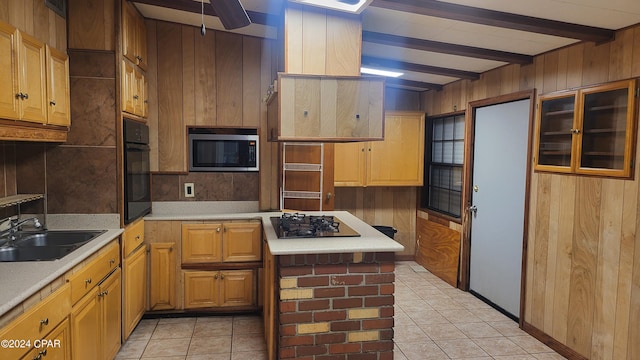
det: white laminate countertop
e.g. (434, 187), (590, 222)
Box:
(0, 228), (123, 317)
(145, 210), (405, 256)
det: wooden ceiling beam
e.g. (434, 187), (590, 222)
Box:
(132, 0), (274, 26)
(362, 55), (480, 80)
(371, 0), (614, 44)
(384, 78), (443, 91)
(363, 31), (532, 65)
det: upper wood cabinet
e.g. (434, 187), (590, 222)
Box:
(0, 25), (47, 124)
(121, 60), (146, 118)
(267, 73), (385, 142)
(534, 79), (638, 177)
(0, 21), (71, 137)
(46, 45), (71, 127)
(122, 0), (147, 71)
(335, 111), (425, 186)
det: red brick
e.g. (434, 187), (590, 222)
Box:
(362, 341), (394, 352)
(281, 325), (297, 336)
(280, 301), (297, 312)
(314, 310), (347, 321)
(297, 345), (328, 356)
(346, 353), (377, 360)
(280, 347), (295, 359)
(331, 320), (361, 331)
(280, 312), (312, 324)
(330, 275), (363, 285)
(348, 285), (379, 296)
(362, 318), (394, 330)
(315, 264), (348, 274)
(316, 332), (346, 344)
(380, 262), (395, 273)
(379, 306), (394, 318)
(280, 266), (313, 276)
(375, 252), (395, 262)
(298, 275), (330, 287)
(379, 350), (393, 360)
(364, 295), (394, 307)
(380, 284), (394, 295)
(329, 343), (361, 354)
(365, 273), (394, 284)
(315, 287), (345, 298)
(299, 299), (330, 311)
(379, 329), (394, 340)
(348, 263), (379, 273)
(333, 297), (363, 309)
(317, 355), (347, 360)
(294, 254), (307, 265)
(281, 335), (314, 346)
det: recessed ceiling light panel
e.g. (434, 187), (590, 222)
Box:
(288, 0), (373, 14)
(360, 67), (404, 78)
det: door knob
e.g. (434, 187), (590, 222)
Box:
(326, 192), (332, 200)
(467, 205), (477, 216)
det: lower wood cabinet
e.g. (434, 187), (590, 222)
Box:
(184, 269), (254, 309)
(20, 317), (71, 360)
(149, 242), (176, 310)
(122, 244), (147, 340)
(71, 268), (121, 360)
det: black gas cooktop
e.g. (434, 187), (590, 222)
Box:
(270, 213), (361, 239)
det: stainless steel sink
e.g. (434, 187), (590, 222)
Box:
(0, 230), (106, 262)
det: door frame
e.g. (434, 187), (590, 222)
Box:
(460, 90), (536, 326)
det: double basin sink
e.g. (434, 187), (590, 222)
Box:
(0, 230), (106, 262)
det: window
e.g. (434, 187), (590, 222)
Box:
(420, 114), (465, 218)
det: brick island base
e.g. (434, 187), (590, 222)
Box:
(273, 252), (395, 360)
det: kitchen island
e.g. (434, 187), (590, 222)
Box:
(146, 210), (403, 360)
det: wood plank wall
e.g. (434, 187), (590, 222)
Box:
(0, 0), (67, 51)
(145, 20), (275, 174)
(421, 25), (640, 360)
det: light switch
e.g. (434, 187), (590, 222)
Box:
(184, 183), (195, 197)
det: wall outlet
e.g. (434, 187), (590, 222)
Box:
(184, 183), (195, 198)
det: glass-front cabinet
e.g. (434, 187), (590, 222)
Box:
(534, 79), (637, 177)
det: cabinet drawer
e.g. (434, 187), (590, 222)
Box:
(69, 241), (120, 305)
(20, 317), (71, 360)
(123, 219), (144, 257)
(0, 283), (70, 360)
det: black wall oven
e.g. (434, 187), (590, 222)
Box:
(124, 119), (151, 224)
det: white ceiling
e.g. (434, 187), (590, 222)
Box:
(133, 0), (640, 91)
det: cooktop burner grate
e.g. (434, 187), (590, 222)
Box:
(271, 213), (360, 239)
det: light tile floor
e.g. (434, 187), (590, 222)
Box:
(116, 260), (566, 360)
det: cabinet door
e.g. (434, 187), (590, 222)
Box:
(184, 271), (219, 308)
(279, 76), (321, 139)
(123, 245), (147, 340)
(149, 242), (176, 310)
(17, 32), (47, 123)
(136, 16), (147, 70)
(0, 23), (19, 120)
(182, 223), (223, 263)
(223, 222), (262, 262)
(46, 46), (70, 126)
(122, 1), (137, 65)
(121, 60), (135, 114)
(219, 270), (254, 307)
(101, 269), (122, 360)
(334, 141), (366, 186)
(367, 111), (425, 186)
(133, 69), (145, 116)
(331, 78), (384, 139)
(71, 288), (101, 360)
(576, 80), (636, 177)
(533, 92), (577, 173)
(20, 318), (71, 360)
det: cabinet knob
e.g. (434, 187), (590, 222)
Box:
(355, 114), (360, 119)
(38, 349), (47, 357)
(40, 318), (49, 326)
(32, 354), (42, 360)
(220, 273), (224, 279)
(16, 93), (26, 100)
(23, 93), (29, 99)
(216, 227), (221, 232)
(109, 258), (116, 266)
(49, 100), (56, 106)
(85, 278), (92, 285)
(133, 95), (139, 100)
(214, 273), (219, 279)
(570, 128), (581, 134)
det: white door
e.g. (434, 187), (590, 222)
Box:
(469, 99), (530, 318)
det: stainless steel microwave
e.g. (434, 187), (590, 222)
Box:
(188, 128), (259, 172)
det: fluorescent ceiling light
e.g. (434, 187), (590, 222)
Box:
(360, 67), (404, 78)
(288, 0), (373, 14)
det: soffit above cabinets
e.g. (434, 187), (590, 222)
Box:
(132, 0), (640, 91)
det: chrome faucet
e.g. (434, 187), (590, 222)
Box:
(0, 216), (42, 247)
